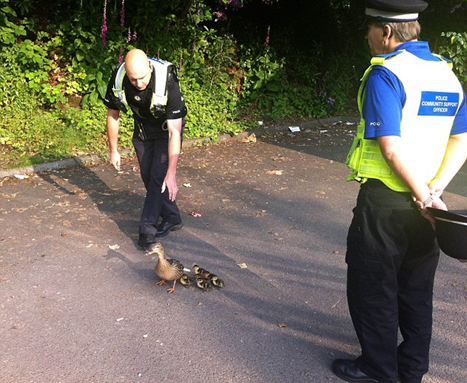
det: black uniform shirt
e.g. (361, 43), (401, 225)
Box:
(104, 62), (187, 140)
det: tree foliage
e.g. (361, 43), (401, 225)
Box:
(0, 0), (466, 168)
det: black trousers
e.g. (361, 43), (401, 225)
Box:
(346, 182), (439, 383)
(133, 137), (181, 235)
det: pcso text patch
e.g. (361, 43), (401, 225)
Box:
(418, 91), (459, 116)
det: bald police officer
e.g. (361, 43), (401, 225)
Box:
(104, 49), (187, 250)
(332, 1), (467, 383)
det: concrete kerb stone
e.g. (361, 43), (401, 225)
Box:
(0, 115), (358, 179)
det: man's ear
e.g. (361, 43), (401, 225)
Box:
(382, 25), (392, 38)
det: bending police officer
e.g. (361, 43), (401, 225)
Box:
(104, 48), (187, 250)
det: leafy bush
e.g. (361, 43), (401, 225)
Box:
(0, 0), (357, 168)
(182, 83), (245, 139)
(0, 96), (82, 166)
(438, 31), (467, 86)
(0, 1), (26, 44)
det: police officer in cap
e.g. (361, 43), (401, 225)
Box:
(333, 1), (467, 382)
(104, 49), (187, 250)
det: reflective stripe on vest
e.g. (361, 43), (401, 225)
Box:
(112, 57), (172, 115)
(346, 50), (461, 192)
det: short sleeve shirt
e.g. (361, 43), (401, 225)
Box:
(104, 63), (187, 139)
(363, 41), (467, 139)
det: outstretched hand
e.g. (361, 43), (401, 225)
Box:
(110, 151), (121, 171)
(161, 173), (178, 201)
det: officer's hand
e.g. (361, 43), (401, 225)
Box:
(162, 173), (178, 201)
(110, 151), (121, 171)
(430, 196), (447, 211)
(419, 207), (435, 227)
(428, 179), (445, 197)
(418, 195), (446, 229)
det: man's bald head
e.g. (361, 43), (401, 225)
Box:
(125, 49), (151, 90)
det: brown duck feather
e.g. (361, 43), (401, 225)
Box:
(153, 242), (184, 293)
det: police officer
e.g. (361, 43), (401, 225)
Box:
(104, 49), (187, 250)
(332, 1), (467, 383)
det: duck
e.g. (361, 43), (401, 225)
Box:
(192, 264), (202, 274)
(195, 275), (212, 292)
(153, 242), (185, 293)
(193, 264), (213, 279)
(210, 275), (225, 288)
(180, 273), (194, 288)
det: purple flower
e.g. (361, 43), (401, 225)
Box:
(328, 97), (336, 106)
(219, 0), (243, 8)
(132, 29), (137, 40)
(227, 0), (243, 9)
(101, 0), (107, 48)
(192, 38), (197, 52)
(264, 26), (270, 51)
(126, 27), (131, 43)
(119, 48), (123, 63)
(215, 11), (227, 21)
(120, 0), (125, 27)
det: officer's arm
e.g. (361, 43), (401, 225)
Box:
(429, 132), (467, 194)
(163, 118), (183, 201)
(107, 108), (121, 171)
(377, 135), (446, 211)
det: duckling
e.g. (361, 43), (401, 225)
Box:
(200, 270), (213, 279)
(192, 264), (202, 274)
(195, 266), (213, 279)
(195, 275), (212, 292)
(210, 275), (225, 288)
(180, 274), (194, 288)
(193, 264), (210, 277)
(153, 242), (184, 293)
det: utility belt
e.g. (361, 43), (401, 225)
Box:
(135, 120), (168, 141)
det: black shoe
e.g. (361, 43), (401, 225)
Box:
(155, 221), (183, 238)
(138, 233), (157, 250)
(332, 359), (380, 383)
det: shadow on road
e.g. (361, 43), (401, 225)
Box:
(37, 163), (144, 247)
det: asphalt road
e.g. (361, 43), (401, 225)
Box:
(1, 119), (466, 383)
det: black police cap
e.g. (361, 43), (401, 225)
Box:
(365, 0), (428, 21)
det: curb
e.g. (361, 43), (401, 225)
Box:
(0, 115), (358, 179)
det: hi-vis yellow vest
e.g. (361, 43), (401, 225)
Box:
(346, 50), (463, 192)
(112, 57), (172, 116)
